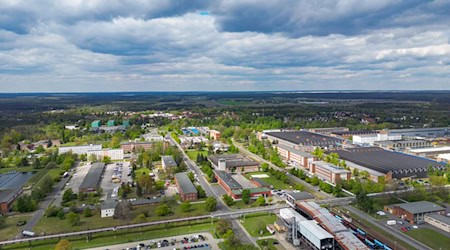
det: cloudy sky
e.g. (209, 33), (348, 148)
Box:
(1, 0), (449, 92)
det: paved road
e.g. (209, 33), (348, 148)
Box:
(16, 161), (79, 239)
(86, 232), (221, 250)
(168, 136), (253, 245)
(344, 205), (432, 250)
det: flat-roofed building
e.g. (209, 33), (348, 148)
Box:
(284, 191), (315, 207)
(87, 148), (124, 160)
(208, 154), (259, 173)
(437, 153), (450, 162)
(309, 127), (349, 135)
(161, 155), (177, 171)
(331, 147), (446, 180)
(374, 139), (432, 151)
(174, 172), (198, 201)
(424, 213), (450, 233)
(265, 130), (343, 150)
(209, 130), (221, 141)
(79, 162), (106, 193)
(120, 141), (157, 153)
(407, 146), (450, 158)
(275, 144), (315, 169)
(380, 127), (450, 138)
(91, 120), (101, 128)
(58, 144), (102, 155)
(214, 170), (271, 199)
(385, 201), (445, 224)
(331, 130), (375, 139)
(309, 161), (351, 184)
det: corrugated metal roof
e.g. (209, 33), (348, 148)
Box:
(299, 220), (333, 240)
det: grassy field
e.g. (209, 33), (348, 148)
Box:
(245, 171), (290, 190)
(256, 238), (279, 250)
(241, 213), (277, 237)
(135, 167), (151, 177)
(5, 219), (215, 250)
(34, 201), (210, 234)
(405, 228), (450, 250)
(0, 214), (33, 241)
(186, 150), (209, 161)
(0, 166), (35, 174)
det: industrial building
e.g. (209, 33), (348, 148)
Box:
(208, 154), (259, 173)
(91, 120), (101, 128)
(107, 120), (115, 126)
(174, 172), (198, 201)
(308, 161), (351, 184)
(437, 153), (450, 162)
(265, 130), (343, 149)
(374, 139), (432, 151)
(86, 148), (124, 160)
(214, 170), (271, 199)
(424, 213), (450, 233)
(309, 127), (349, 135)
(296, 202), (369, 250)
(379, 127), (450, 138)
(284, 191), (315, 207)
(331, 147), (446, 180)
(161, 155), (177, 170)
(275, 144), (315, 169)
(0, 172), (34, 214)
(58, 144), (102, 155)
(331, 130), (375, 139)
(384, 201), (445, 224)
(79, 162), (106, 193)
(407, 146), (450, 158)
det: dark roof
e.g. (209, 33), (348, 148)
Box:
(231, 187), (271, 195)
(208, 154), (259, 168)
(332, 130), (375, 136)
(394, 201), (444, 214)
(214, 170), (242, 190)
(0, 189), (21, 203)
(426, 213), (450, 225)
(131, 198), (161, 206)
(161, 156), (177, 167)
(101, 200), (118, 210)
(79, 162), (105, 190)
(331, 147), (446, 178)
(266, 131), (342, 146)
(251, 178), (270, 187)
(175, 172), (197, 194)
(0, 172), (34, 190)
(284, 191), (315, 201)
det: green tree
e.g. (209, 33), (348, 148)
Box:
(241, 189), (251, 204)
(66, 212), (80, 226)
(205, 197), (217, 211)
(216, 219), (232, 235)
(62, 188), (76, 203)
(156, 204), (171, 216)
(83, 207), (92, 217)
(222, 194), (234, 206)
(137, 175), (154, 195)
(180, 201), (191, 213)
(256, 196), (266, 206)
(133, 213), (147, 224)
(310, 176), (320, 186)
(196, 185), (206, 198)
(57, 209), (65, 219)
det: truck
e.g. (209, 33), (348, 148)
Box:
(386, 220), (396, 226)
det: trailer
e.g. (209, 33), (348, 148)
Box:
(22, 230), (35, 237)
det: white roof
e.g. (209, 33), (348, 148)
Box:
(438, 153), (450, 161)
(299, 220), (333, 240)
(409, 146), (450, 153)
(313, 161), (350, 174)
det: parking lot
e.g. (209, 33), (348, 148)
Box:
(101, 162), (132, 200)
(86, 233), (220, 250)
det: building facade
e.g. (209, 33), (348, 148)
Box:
(174, 172), (198, 201)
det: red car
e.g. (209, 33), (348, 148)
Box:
(401, 227), (407, 232)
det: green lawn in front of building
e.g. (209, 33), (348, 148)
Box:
(405, 228), (450, 250)
(240, 213), (277, 237)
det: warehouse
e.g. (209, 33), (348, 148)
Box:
(380, 127), (450, 138)
(208, 154), (259, 173)
(374, 139), (432, 151)
(0, 172), (34, 214)
(424, 213), (450, 233)
(331, 130), (375, 139)
(309, 161), (351, 184)
(331, 147), (446, 180)
(309, 127), (349, 135)
(174, 172), (198, 201)
(275, 144), (315, 169)
(284, 191), (315, 207)
(384, 201), (445, 224)
(265, 130), (343, 149)
(79, 162), (106, 193)
(407, 146), (450, 158)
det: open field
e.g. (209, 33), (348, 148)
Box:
(241, 213), (277, 237)
(135, 167), (151, 177)
(186, 150), (209, 161)
(257, 238), (280, 250)
(405, 228), (450, 250)
(245, 171), (290, 190)
(33, 201), (210, 234)
(0, 214), (32, 241)
(3, 219), (215, 250)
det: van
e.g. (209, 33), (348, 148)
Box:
(386, 220), (396, 226)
